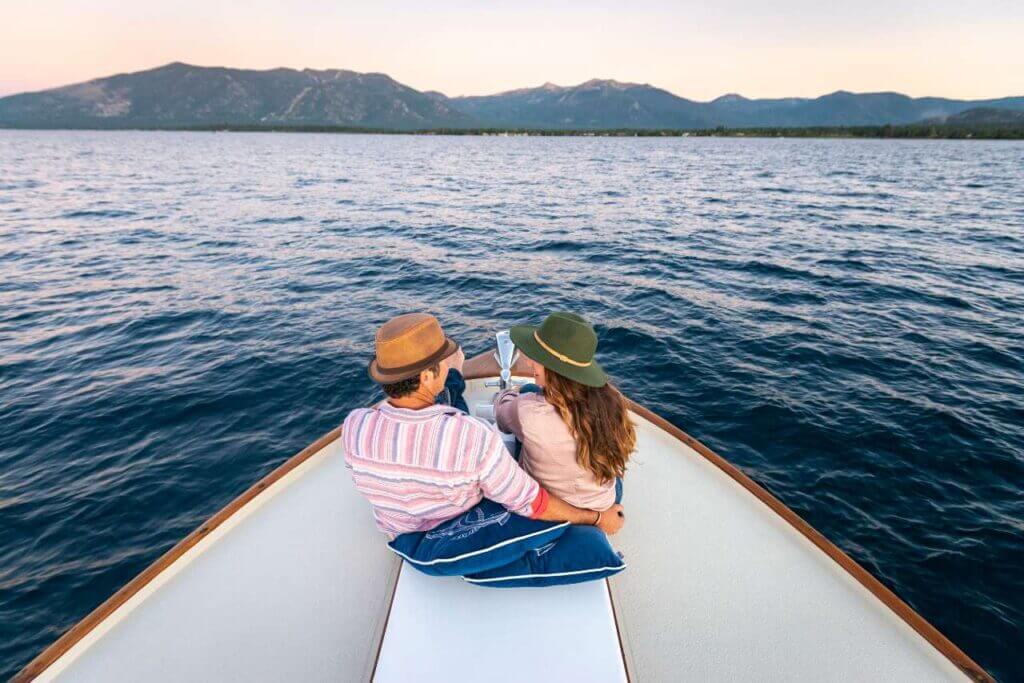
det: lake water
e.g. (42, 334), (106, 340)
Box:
(1, 131), (1022, 679)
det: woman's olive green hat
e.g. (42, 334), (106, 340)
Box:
(510, 312), (607, 388)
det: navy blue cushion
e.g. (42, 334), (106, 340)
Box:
(463, 524), (626, 588)
(388, 499), (569, 577)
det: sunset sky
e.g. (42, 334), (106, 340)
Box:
(2, 0), (1023, 100)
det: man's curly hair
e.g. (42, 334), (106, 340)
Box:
(381, 363), (440, 398)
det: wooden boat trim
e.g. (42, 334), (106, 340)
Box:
(13, 425), (345, 683)
(462, 354), (990, 682)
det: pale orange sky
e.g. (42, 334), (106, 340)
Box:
(2, 0), (1023, 100)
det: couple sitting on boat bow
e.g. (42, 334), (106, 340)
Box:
(341, 312), (633, 587)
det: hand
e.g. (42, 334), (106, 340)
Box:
(597, 504), (625, 535)
(450, 346), (465, 373)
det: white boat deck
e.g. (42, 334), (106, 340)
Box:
(614, 409), (964, 682)
(375, 568), (626, 682)
(18, 368), (986, 682)
(30, 438), (397, 682)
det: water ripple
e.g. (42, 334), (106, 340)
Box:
(0, 131), (1022, 680)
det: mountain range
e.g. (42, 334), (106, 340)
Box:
(2, 62), (1023, 131)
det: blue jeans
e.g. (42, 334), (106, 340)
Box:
(516, 383), (624, 504)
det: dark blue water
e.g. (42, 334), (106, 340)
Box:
(1, 131), (1022, 680)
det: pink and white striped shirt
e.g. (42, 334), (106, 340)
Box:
(341, 402), (547, 536)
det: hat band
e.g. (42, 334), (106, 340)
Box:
(377, 339), (453, 374)
(533, 331), (592, 368)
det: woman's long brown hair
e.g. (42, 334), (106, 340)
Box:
(542, 370), (636, 484)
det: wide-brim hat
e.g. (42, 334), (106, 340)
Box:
(368, 312), (460, 384)
(510, 312), (607, 388)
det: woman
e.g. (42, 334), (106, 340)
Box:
(494, 312), (635, 513)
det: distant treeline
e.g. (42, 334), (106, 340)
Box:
(176, 123), (1024, 139)
(5, 122), (1023, 139)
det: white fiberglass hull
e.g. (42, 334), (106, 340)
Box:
(15, 357), (988, 682)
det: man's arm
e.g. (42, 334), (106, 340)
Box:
(475, 427), (625, 535)
(436, 347), (468, 412)
(535, 493), (625, 536)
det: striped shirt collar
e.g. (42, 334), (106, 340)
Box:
(377, 402), (456, 420)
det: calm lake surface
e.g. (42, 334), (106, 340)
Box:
(1, 131), (1022, 679)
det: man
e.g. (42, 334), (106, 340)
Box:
(342, 312), (625, 540)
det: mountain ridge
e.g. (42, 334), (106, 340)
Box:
(0, 62), (473, 130)
(2, 62), (1023, 130)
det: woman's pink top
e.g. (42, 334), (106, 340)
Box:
(494, 388), (617, 511)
